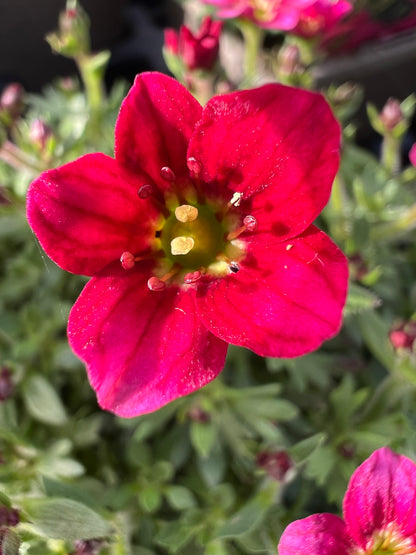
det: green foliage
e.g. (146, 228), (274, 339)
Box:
(1, 2), (416, 554)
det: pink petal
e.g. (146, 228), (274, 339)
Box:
(188, 83), (340, 243)
(68, 263), (228, 417)
(195, 226), (348, 358)
(115, 72), (202, 188)
(27, 153), (157, 276)
(278, 513), (351, 555)
(343, 447), (416, 549)
(410, 143), (416, 167)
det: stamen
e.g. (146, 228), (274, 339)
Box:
(187, 156), (203, 176)
(147, 265), (181, 291)
(171, 236), (195, 255)
(219, 191), (244, 218)
(230, 192), (243, 207)
(243, 215), (258, 231)
(230, 262), (240, 273)
(120, 251), (163, 270)
(120, 251), (136, 270)
(137, 184), (153, 199)
(160, 166), (176, 182)
(175, 204), (199, 223)
(184, 270), (202, 284)
(147, 276), (166, 291)
(137, 184), (170, 217)
(226, 214), (258, 241)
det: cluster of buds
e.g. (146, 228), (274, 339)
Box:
(46, 5), (90, 58)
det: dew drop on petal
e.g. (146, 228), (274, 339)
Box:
(147, 276), (166, 291)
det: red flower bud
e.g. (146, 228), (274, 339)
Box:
(164, 17), (222, 71)
(256, 450), (292, 481)
(389, 321), (416, 352)
(380, 98), (403, 131)
(0, 83), (24, 120)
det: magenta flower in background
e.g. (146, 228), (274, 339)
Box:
(26, 72), (348, 417)
(278, 447), (416, 554)
(164, 16), (223, 71)
(294, 0), (353, 38)
(202, 0), (316, 30)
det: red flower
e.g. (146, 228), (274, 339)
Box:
(278, 447), (416, 554)
(294, 0), (352, 38)
(164, 16), (223, 71)
(26, 72), (348, 417)
(201, 0), (315, 30)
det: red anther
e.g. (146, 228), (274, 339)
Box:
(184, 270), (202, 284)
(147, 276), (166, 291)
(243, 215), (257, 232)
(120, 251), (136, 270)
(160, 166), (176, 182)
(137, 184), (153, 199)
(187, 156), (202, 175)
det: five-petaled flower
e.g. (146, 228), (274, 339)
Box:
(278, 447), (416, 554)
(201, 0), (316, 30)
(26, 72), (348, 417)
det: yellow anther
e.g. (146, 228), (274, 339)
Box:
(175, 204), (199, 223)
(171, 236), (195, 255)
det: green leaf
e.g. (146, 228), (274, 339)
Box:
(356, 312), (395, 371)
(288, 433), (327, 463)
(22, 498), (112, 541)
(164, 486), (197, 510)
(215, 486), (277, 539)
(139, 486), (162, 513)
(22, 375), (67, 426)
(190, 420), (217, 458)
(345, 282), (382, 315)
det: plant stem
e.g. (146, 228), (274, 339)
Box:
(238, 19), (264, 86)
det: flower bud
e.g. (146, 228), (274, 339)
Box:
(256, 450), (292, 481)
(46, 5), (90, 58)
(29, 119), (53, 151)
(164, 17), (222, 73)
(380, 98), (403, 131)
(278, 44), (301, 76)
(72, 539), (104, 555)
(0, 83), (24, 120)
(389, 321), (416, 352)
(0, 367), (14, 402)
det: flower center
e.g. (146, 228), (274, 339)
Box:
(161, 203), (226, 271)
(353, 527), (416, 555)
(249, 0), (280, 22)
(119, 164), (258, 290)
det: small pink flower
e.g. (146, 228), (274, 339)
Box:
(164, 16), (222, 71)
(278, 447), (416, 554)
(294, 0), (353, 38)
(202, 0), (316, 30)
(27, 72), (348, 417)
